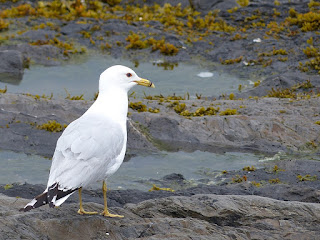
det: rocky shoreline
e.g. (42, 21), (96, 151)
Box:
(1, 91), (320, 239)
(1, 159), (320, 239)
(0, 0), (320, 92)
(0, 92), (320, 156)
(1, 0), (320, 239)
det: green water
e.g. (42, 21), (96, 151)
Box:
(0, 55), (252, 99)
(0, 150), (269, 191)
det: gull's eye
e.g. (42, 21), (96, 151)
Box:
(126, 73), (132, 77)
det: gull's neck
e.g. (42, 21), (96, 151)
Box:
(85, 87), (128, 128)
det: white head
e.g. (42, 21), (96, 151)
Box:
(99, 65), (155, 93)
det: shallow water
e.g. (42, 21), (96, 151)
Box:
(0, 150), (268, 191)
(0, 55), (252, 99)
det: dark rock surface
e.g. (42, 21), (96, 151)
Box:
(0, 50), (24, 84)
(1, 93), (320, 157)
(1, 1), (320, 239)
(1, 159), (319, 207)
(1, 192), (319, 240)
(0, 0), (319, 98)
(236, 71), (320, 98)
(1, 159), (318, 239)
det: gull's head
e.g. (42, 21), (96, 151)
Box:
(99, 65), (155, 93)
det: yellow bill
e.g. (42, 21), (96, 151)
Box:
(134, 78), (155, 88)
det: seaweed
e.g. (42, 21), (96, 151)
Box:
(0, 18), (9, 31)
(269, 178), (281, 184)
(297, 174), (317, 181)
(148, 184), (175, 192)
(232, 175), (247, 183)
(253, 80), (261, 87)
(23, 93), (53, 100)
(0, 86), (7, 93)
(219, 108), (237, 116)
(37, 120), (66, 132)
(286, 9), (320, 32)
(148, 108), (160, 113)
(65, 89), (84, 100)
(243, 166), (256, 171)
(236, 0), (250, 7)
(251, 181), (261, 187)
(193, 106), (219, 116)
(173, 102), (186, 114)
(125, 33), (179, 55)
(220, 56), (243, 65)
(129, 102), (147, 112)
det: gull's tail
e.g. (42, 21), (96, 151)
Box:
(20, 183), (78, 212)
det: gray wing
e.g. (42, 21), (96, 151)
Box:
(47, 114), (125, 190)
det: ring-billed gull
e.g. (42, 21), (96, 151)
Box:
(20, 65), (155, 217)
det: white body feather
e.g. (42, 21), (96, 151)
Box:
(48, 87), (128, 191)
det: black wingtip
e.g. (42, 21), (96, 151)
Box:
(20, 182), (78, 212)
(19, 205), (33, 212)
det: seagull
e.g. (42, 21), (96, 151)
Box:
(20, 65), (155, 217)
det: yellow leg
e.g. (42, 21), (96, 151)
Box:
(77, 187), (98, 215)
(101, 181), (123, 218)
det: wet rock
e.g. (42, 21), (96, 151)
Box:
(60, 21), (92, 36)
(0, 50), (24, 84)
(190, 0), (237, 13)
(2, 159), (318, 207)
(1, 93), (320, 156)
(101, 19), (138, 33)
(162, 173), (185, 182)
(130, 96), (320, 153)
(122, 0), (190, 8)
(127, 119), (158, 151)
(1, 192), (319, 240)
(0, 43), (62, 66)
(19, 29), (57, 42)
(0, 93), (155, 157)
(237, 71), (320, 98)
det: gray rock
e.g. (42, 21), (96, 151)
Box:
(1, 193), (319, 239)
(19, 30), (57, 42)
(101, 19), (139, 33)
(190, 0), (237, 12)
(122, 0), (190, 8)
(60, 22), (92, 35)
(0, 50), (23, 79)
(0, 44), (62, 66)
(130, 97), (320, 153)
(238, 71), (320, 98)
(1, 93), (320, 156)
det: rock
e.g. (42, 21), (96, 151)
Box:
(60, 21), (92, 36)
(101, 19), (138, 34)
(19, 30), (57, 42)
(0, 50), (23, 84)
(2, 159), (319, 208)
(0, 43), (62, 66)
(190, 0), (237, 13)
(122, 0), (190, 8)
(130, 96), (320, 153)
(127, 119), (158, 151)
(237, 71), (320, 98)
(1, 93), (320, 156)
(0, 93), (155, 157)
(1, 193), (319, 239)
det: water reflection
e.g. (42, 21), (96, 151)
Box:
(0, 55), (250, 99)
(0, 150), (266, 191)
(0, 72), (23, 85)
